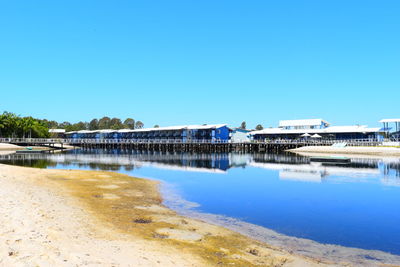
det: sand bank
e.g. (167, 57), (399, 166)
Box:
(288, 146), (400, 156)
(0, 143), (24, 150)
(0, 143), (75, 154)
(0, 164), (331, 267)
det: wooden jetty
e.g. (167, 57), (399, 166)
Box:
(0, 138), (383, 153)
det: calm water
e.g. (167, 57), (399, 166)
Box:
(1, 149), (400, 256)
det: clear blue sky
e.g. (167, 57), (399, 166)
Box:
(0, 1), (399, 129)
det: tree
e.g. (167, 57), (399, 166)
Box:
(98, 116), (111, 129)
(59, 121), (71, 129)
(0, 111), (49, 138)
(240, 121), (247, 130)
(255, 124), (264, 130)
(110, 118), (123, 130)
(75, 121), (87, 131)
(135, 121), (144, 129)
(154, 125), (159, 128)
(89, 119), (99, 130)
(123, 118), (135, 129)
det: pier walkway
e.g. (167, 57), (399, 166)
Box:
(0, 138), (387, 152)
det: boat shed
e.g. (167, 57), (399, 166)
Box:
(66, 124), (230, 142)
(250, 119), (383, 141)
(48, 129), (66, 138)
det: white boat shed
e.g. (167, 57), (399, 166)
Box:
(250, 119), (383, 141)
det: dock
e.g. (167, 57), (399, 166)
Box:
(0, 138), (384, 153)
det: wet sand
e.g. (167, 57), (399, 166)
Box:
(0, 164), (331, 267)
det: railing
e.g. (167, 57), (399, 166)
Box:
(1, 137), (399, 146)
(69, 138), (230, 144)
(251, 138), (386, 147)
(0, 138), (68, 144)
(0, 138), (229, 144)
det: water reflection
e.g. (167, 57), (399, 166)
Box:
(1, 149), (399, 184)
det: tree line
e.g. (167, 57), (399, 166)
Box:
(0, 112), (145, 138)
(58, 117), (144, 132)
(0, 112), (50, 138)
(240, 121), (264, 131)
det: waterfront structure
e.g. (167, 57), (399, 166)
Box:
(66, 124), (230, 142)
(48, 129), (66, 138)
(380, 118), (400, 139)
(229, 128), (251, 143)
(250, 119), (383, 141)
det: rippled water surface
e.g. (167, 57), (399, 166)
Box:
(1, 149), (400, 256)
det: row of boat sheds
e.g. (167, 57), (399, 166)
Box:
(57, 118), (400, 142)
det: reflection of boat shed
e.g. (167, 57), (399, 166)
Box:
(250, 119), (383, 141)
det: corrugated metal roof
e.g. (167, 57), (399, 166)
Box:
(48, 129), (66, 133)
(118, 124), (227, 133)
(96, 129), (116, 133)
(65, 124), (228, 135)
(117, 129), (136, 133)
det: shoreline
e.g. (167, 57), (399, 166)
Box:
(0, 164), (331, 267)
(0, 143), (75, 152)
(288, 146), (400, 157)
(161, 181), (400, 267)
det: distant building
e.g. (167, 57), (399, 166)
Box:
(48, 129), (66, 138)
(229, 128), (251, 143)
(250, 119), (383, 141)
(279, 119), (329, 130)
(379, 118), (400, 140)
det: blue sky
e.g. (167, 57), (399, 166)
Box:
(0, 1), (399, 129)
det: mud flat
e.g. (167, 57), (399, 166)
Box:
(1, 164), (399, 266)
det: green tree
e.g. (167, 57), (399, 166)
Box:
(123, 118), (135, 129)
(75, 121), (87, 131)
(154, 125), (159, 128)
(240, 121), (247, 130)
(110, 118), (123, 130)
(135, 121), (144, 129)
(255, 124), (264, 130)
(98, 116), (111, 129)
(0, 112), (49, 138)
(59, 121), (71, 129)
(89, 119), (99, 130)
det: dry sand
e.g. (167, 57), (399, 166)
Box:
(289, 146), (400, 156)
(0, 164), (335, 267)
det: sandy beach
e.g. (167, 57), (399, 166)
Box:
(288, 146), (400, 156)
(0, 164), (335, 267)
(0, 143), (24, 151)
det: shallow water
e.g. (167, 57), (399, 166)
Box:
(1, 149), (400, 257)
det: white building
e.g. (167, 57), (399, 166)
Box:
(250, 119), (383, 141)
